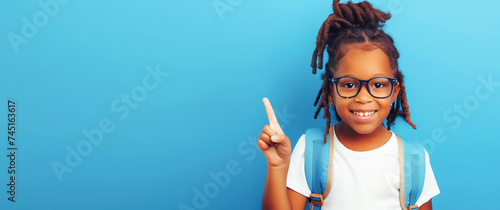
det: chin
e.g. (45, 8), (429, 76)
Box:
(352, 126), (378, 135)
(347, 123), (386, 135)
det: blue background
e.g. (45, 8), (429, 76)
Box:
(1, 0), (499, 209)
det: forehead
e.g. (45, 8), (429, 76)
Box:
(333, 47), (394, 79)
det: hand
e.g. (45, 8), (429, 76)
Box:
(258, 97), (292, 168)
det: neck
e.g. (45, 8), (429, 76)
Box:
(334, 122), (392, 151)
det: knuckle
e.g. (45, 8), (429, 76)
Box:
(257, 139), (270, 149)
(259, 132), (269, 140)
(262, 125), (274, 134)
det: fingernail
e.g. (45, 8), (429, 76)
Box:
(271, 135), (279, 142)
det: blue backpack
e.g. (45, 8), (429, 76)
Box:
(304, 127), (425, 210)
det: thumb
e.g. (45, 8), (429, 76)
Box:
(271, 134), (291, 160)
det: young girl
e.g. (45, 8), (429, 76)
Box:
(257, 0), (440, 209)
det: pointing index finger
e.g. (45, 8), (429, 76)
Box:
(262, 97), (283, 134)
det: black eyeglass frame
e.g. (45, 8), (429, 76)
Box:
(329, 76), (399, 99)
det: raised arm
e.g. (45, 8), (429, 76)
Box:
(258, 97), (293, 210)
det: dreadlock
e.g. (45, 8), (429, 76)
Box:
(311, 0), (417, 143)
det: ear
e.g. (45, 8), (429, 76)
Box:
(328, 82), (336, 106)
(391, 82), (401, 105)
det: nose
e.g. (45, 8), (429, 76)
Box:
(354, 82), (372, 103)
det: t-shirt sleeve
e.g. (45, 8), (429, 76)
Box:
(415, 149), (441, 206)
(286, 134), (312, 197)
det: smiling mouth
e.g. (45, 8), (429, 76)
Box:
(351, 111), (376, 117)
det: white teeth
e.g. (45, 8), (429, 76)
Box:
(353, 111), (375, 117)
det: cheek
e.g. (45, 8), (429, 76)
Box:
(379, 99), (395, 117)
(332, 97), (350, 115)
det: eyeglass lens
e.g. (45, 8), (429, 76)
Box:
(337, 77), (393, 98)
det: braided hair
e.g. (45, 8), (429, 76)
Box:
(311, 0), (417, 143)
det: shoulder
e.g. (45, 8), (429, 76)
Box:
(396, 134), (426, 156)
(416, 148), (441, 205)
(289, 134), (306, 164)
(286, 133), (312, 197)
(395, 133), (440, 206)
(294, 134), (306, 150)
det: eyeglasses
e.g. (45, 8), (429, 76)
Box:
(329, 76), (398, 99)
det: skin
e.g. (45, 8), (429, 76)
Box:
(258, 46), (432, 210)
(328, 46), (399, 151)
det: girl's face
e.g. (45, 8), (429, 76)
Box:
(329, 46), (400, 135)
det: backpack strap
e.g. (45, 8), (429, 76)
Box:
(396, 135), (426, 210)
(304, 126), (334, 210)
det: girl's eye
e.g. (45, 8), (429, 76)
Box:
(342, 83), (356, 89)
(372, 83), (384, 89)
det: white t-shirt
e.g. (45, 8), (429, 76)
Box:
(286, 129), (440, 209)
